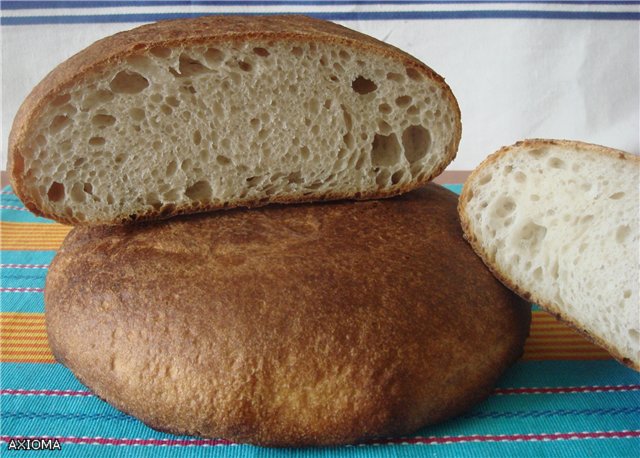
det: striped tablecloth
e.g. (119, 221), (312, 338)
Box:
(1, 183), (639, 457)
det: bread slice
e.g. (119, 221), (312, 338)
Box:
(9, 15), (460, 225)
(46, 184), (530, 446)
(458, 139), (639, 370)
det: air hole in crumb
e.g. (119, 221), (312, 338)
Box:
(238, 60), (252, 72)
(519, 222), (547, 246)
(70, 183), (85, 203)
(164, 189), (180, 201)
(371, 133), (401, 167)
(395, 95), (412, 107)
(204, 48), (224, 64)
(616, 225), (631, 244)
(378, 103), (392, 114)
(300, 146), (310, 160)
(129, 107), (145, 121)
(110, 70), (149, 94)
(161, 104), (173, 115)
(609, 192), (625, 200)
(402, 125), (431, 164)
(185, 180), (212, 201)
(339, 50), (350, 61)
(92, 114), (116, 128)
(352, 76), (377, 95)
(530, 194), (540, 201)
(533, 266), (543, 281)
(623, 290), (632, 299)
(406, 67), (423, 81)
(253, 47), (270, 57)
(514, 171), (527, 183)
(47, 182), (65, 202)
(193, 130), (202, 145)
(493, 196), (516, 218)
(166, 96), (180, 107)
(166, 160), (177, 176)
(181, 159), (192, 171)
(50, 115), (71, 134)
(478, 174), (492, 186)
(387, 72), (404, 83)
(377, 120), (392, 135)
(291, 46), (303, 57)
(376, 169), (391, 186)
(150, 46), (171, 58)
(177, 54), (209, 77)
(51, 94), (71, 107)
(83, 183), (93, 195)
(216, 155), (231, 165)
(391, 170), (404, 185)
(343, 132), (355, 149)
(74, 158), (85, 167)
(548, 157), (566, 169)
(84, 139), (105, 152)
(528, 148), (546, 158)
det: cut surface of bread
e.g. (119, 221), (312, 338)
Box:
(459, 139), (640, 370)
(46, 184), (530, 446)
(10, 15), (460, 225)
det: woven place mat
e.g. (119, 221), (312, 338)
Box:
(1, 184), (638, 457)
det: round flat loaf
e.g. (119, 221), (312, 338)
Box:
(46, 184), (530, 446)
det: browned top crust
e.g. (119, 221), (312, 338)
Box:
(46, 184), (530, 446)
(9, 15), (462, 225)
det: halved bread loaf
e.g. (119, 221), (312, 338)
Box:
(458, 139), (639, 370)
(9, 15), (461, 225)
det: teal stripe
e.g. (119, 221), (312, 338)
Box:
(0, 291), (44, 312)
(497, 361), (640, 388)
(1, 270), (47, 288)
(0, 208), (55, 224)
(0, 441), (638, 458)
(0, 251), (56, 265)
(1, 186), (54, 223)
(1, 362), (639, 456)
(442, 183), (462, 195)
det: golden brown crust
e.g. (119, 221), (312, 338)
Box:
(9, 15), (461, 226)
(46, 184), (529, 446)
(458, 139), (640, 372)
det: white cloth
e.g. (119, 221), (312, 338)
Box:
(1, 2), (638, 170)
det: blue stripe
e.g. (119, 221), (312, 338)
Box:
(2, 1), (639, 10)
(0, 291), (44, 312)
(1, 362), (638, 457)
(2, 10), (639, 24)
(0, 251), (56, 265)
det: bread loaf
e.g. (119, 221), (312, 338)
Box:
(46, 184), (530, 446)
(458, 139), (639, 370)
(10, 15), (461, 225)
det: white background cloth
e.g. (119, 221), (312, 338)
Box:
(1, 1), (638, 171)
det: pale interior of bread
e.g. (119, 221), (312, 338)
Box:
(463, 144), (639, 364)
(21, 41), (458, 222)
